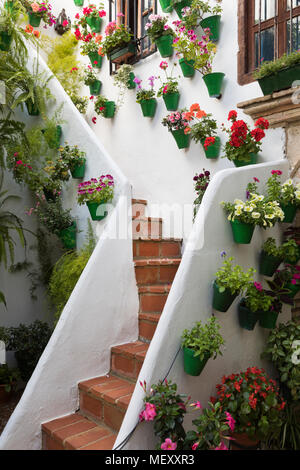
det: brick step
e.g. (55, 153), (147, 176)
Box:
(42, 413), (117, 450)
(132, 217), (163, 240)
(111, 341), (149, 380)
(133, 239), (182, 259)
(132, 199), (147, 219)
(138, 284), (171, 313)
(134, 258), (181, 286)
(139, 313), (161, 342)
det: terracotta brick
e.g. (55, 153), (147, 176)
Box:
(111, 354), (135, 378)
(78, 376), (111, 393)
(90, 378), (129, 399)
(81, 434), (116, 450)
(117, 394), (132, 411)
(135, 266), (159, 285)
(42, 413), (84, 436)
(80, 392), (103, 421)
(161, 241), (181, 258)
(139, 292), (168, 313)
(101, 384), (134, 405)
(159, 264), (179, 283)
(42, 433), (65, 451)
(138, 241), (160, 258)
(103, 403), (125, 431)
(52, 419), (97, 443)
(139, 317), (159, 341)
(64, 426), (111, 450)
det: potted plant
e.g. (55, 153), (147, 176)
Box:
(77, 175), (114, 221)
(83, 3), (106, 33)
(112, 64), (135, 108)
(171, 0), (192, 19)
(77, 31), (104, 68)
(145, 14), (175, 58)
(193, 169), (210, 221)
(0, 364), (19, 404)
(179, 1), (223, 42)
(162, 108), (193, 149)
(157, 61), (180, 111)
(259, 237), (299, 276)
(70, 93), (89, 114)
(139, 379), (189, 450)
(22, 0), (56, 28)
(159, 0), (173, 13)
(102, 20), (135, 64)
(254, 51), (300, 96)
(0, 5), (15, 52)
(94, 95), (116, 118)
(181, 316), (224, 376)
(59, 143), (87, 179)
(83, 65), (102, 95)
(266, 169), (300, 224)
(222, 111), (269, 167)
(238, 282), (274, 330)
(74, 0), (84, 6)
(135, 76), (158, 118)
(213, 253), (255, 313)
(272, 265), (300, 300)
(188, 103), (220, 158)
(212, 367), (286, 449)
(284, 226), (300, 263)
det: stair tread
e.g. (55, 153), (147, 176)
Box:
(111, 341), (149, 358)
(139, 312), (161, 322)
(138, 284), (171, 293)
(134, 258), (181, 266)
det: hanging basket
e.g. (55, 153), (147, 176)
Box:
(183, 348), (210, 376)
(71, 159), (86, 179)
(88, 52), (103, 69)
(0, 31), (12, 52)
(140, 98), (157, 118)
(230, 220), (255, 244)
(159, 0), (173, 13)
(59, 222), (77, 250)
(86, 16), (102, 33)
(155, 34), (174, 58)
(238, 302), (258, 331)
(28, 12), (42, 27)
(258, 311), (279, 330)
(259, 251), (282, 277)
(233, 152), (258, 167)
(201, 136), (221, 159)
(203, 72), (225, 98)
(281, 203), (297, 224)
(171, 129), (190, 149)
(163, 92), (180, 111)
(174, 0), (192, 18)
(87, 201), (108, 221)
(179, 58), (195, 77)
(89, 79), (102, 96)
(212, 281), (238, 312)
(200, 15), (221, 42)
(103, 101), (116, 118)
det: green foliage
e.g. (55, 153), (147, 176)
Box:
(0, 118), (28, 169)
(48, 222), (96, 322)
(31, 199), (74, 236)
(215, 255), (255, 295)
(193, 169), (210, 220)
(266, 172), (300, 206)
(136, 88), (156, 103)
(243, 282), (274, 313)
(70, 93), (89, 114)
(113, 64), (134, 107)
(181, 316), (224, 360)
(254, 51), (300, 80)
(58, 143), (86, 174)
(102, 24), (132, 56)
(77, 175), (114, 205)
(145, 15), (174, 42)
(268, 402), (300, 450)
(0, 364), (19, 392)
(83, 64), (98, 86)
(190, 112), (217, 143)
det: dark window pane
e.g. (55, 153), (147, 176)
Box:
(255, 27), (275, 66)
(255, 0), (276, 23)
(287, 15), (300, 52)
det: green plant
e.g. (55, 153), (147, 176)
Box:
(181, 316), (224, 361)
(70, 93), (89, 114)
(94, 94), (109, 116)
(157, 61), (180, 97)
(20, 0), (56, 27)
(0, 118), (28, 169)
(0, 364), (19, 392)
(267, 402), (300, 450)
(0, 2), (30, 62)
(193, 169), (210, 220)
(189, 108), (217, 143)
(58, 143), (86, 174)
(77, 175), (114, 205)
(161, 108), (191, 132)
(253, 50), (300, 80)
(102, 22), (132, 56)
(214, 254), (255, 295)
(113, 64), (134, 107)
(180, 0), (223, 30)
(83, 64), (98, 86)
(261, 237), (299, 263)
(28, 197), (74, 236)
(4, 320), (52, 382)
(139, 379), (189, 450)
(272, 265), (300, 289)
(266, 170), (300, 207)
(135, 76), (157, 103)
(213, 366), (286, 441)
(145, 14), (174, 42)
(243, 281), (274, 313)
(48, 222), (96, 322)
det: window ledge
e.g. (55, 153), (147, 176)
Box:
(237, 86), (300, 128)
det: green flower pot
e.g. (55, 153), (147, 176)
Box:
(230, 220), (255, 244)
(159, 0), (173, 13)
(233, 152), (258, 167)
(163, 92), (180, 111)
(258, 310), (279, 330)
(140, 98), (157, 118)
(183, 347), (210, 376)
(171, 129), (190, 149)
(179, 58), (195, 77)
(200, 15), (221, 42)
(109, 43), (136, 64)
(127, 72), (136, 89)
(259, 251), (282, 277)
(43, 125), (62, 149)
(201, 136), (221, 159)
(5, 1), (15, 12)
(257, 64), (300, 96)
(87, 201), (108, 221)
(212, 281), (238, 312)
(0, 31), (12, 52)
(25, 98), (39, 116)
(203, 72), (225, 98)
(281, 203), (297, 224)
(89, 79), (102, 96)
(28, 12), (42, 27)
(285, 282), (300, 299)
(74, 0), (84, 5)
(71, 159), (86, 179)
(86, 16), (102, 33)
(155, 34), (174, 58)
(174, 0), (192, 18)
(104, 101), (116, 118)
(59, 222), (77, 250)
(88, 52), (103, 69)
(238, 302), (258, 331)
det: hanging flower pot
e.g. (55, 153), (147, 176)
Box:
(109, 43), (136, 65)
(71, 159), (86, 179)
(285, 282), (300, 299)
(127, 72), (136, 89)
(238, 302), (258, 331)
(140, 98), (157, 118)
(230, 220), (255, 244)
(74, 0), (84, 5)
(233, 152), (258, 167)
(155, 34), (174, 58)
(103, 101), (116, 118)
(179, 58), (195, 77)
(200, 15), (221, 43)
(203, 72), (225, 98)
(212, 281), (238, 313)
(281, 203), (297, 224)
(89, 79), (102, 96)
(0, 31), (12, 52)
(183, 347), (210, 376)
(201, 136), (221, 159)
(87, 201), (108, 221)
(159, 0), (173, 13)
(174, 0), (192, 18)
(59, 222), (77, 250)
(259, 251), (282, 277)
(230, 433), (260, 450)
(25, 98), (39, 116)
(258, 310), (279, 330)
(42, 125), (62, 150)
(171, 129), (190, 149)
(88, 52), (103, 69)
(163, 92), (180, 111)
(86, 16), (102, 33)
(28, 12), (42, 27)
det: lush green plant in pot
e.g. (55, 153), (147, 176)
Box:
(180, 0), (223, 43)
(188, 103), (220, 158)
(59, 143), (86, 179)
(112, 64), (136, 108)
(271, 265), (300, 300)
(94, 95), (116, 118)
(162, 108), (192, 149)
(83, 65), (102, 95)
(181, 316), (224, 376)
(213, 253), (255, 312)
(84, 3), (106, 33)
(77, 175), (114, 221)
(145, 14), (175, 58)
(102, 22), (135, 63)
(259, 237), (299, 276)
(266, 170), (300, 224)
(135, 76), (158, 118)
(23, 0), (56, 28)
(157, 60), (180, 111)
(171, 0), (192, 19)
(238, 282), (274, 331)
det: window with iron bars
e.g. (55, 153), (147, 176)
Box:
(108, 0), (157, 73)
(238, 0), (300, 85)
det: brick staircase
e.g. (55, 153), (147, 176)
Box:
(42, 199), (182, 450)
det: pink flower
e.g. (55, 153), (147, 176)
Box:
(191, 401), (202, 409)
(254, 282), (263, 291)
(253, 177), (260, 182)
(162, 85), (168, 94)
(117, 12), (125, 17)
(215, 442), (228, 450)
(192, 442), (199, 450)
(62, 20), (69, 27)
(225, 412), (235, 431)
(161, 438), (177, 450)
(140, 402), (157, 421)
(159, 60), (168, 70)
(31, 2), (40, 13)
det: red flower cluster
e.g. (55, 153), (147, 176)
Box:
(226, 110), (269, 148)
(204, 136), (215, 150)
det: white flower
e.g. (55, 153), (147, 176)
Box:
(257, 195), (265, 201)
(283, 179), (293, 186)
(296, 190), (300, 200)
(234, 199), (244, 205)
(243, 206), (254, 212)
(265, 214), (275, 219)
(252, 212), (260, 219)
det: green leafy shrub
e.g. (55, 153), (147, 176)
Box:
(181, 316), (224, 360)
(214, 254), (255, 295)
(262, 237), (299, 263)
(254, 51), (300, 80)
(243, 282), (274, 313)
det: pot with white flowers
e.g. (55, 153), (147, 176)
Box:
(77, 175), (114, 221)
(266, 169), (300, 224)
